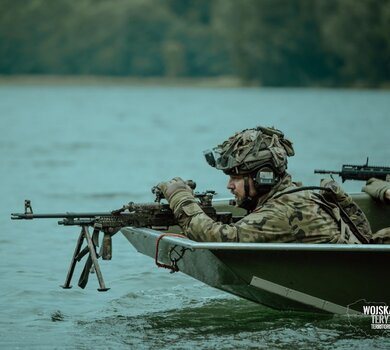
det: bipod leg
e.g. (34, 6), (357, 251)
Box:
(80, 225), (110, 292)
(61, 227), (85, 289)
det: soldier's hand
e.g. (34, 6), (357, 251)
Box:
(362, 178), (389, 201)
(157, 177), (193, 201)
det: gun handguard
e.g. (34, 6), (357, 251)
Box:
(315, 158), (390, 182)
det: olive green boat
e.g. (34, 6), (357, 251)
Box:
(122, 193), (390, 314)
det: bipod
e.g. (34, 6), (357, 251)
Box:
(61, 224), (110, 292)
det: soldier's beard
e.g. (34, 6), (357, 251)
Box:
(231, 176), (258, 211)
(235, 195), (258, 211)
(235, 185), (270, 211)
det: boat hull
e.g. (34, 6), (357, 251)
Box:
(121, 193), (390, 314)
(122, 227), (390, 314)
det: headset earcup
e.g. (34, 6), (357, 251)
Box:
(254, 167), (277, 186)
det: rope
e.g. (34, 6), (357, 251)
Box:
(155, 233), (188, 272)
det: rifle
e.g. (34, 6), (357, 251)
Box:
(11, 181), (234, 291)
(314, 158), (390, 182)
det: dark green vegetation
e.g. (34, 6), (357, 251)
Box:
(1, 0), (389, 87)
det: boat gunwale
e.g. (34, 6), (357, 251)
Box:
(122, 227), (390, 252)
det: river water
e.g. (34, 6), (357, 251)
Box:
(1, 82), (389, 349)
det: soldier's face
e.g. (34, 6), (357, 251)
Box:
(227, 175), (257, 202)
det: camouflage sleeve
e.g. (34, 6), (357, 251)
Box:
(168, 188), (344, 243)
(186, 207), (296, 243)
(168, 190), (293, 243)
(362, 178), (390, 203)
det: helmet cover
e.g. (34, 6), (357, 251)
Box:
(208, 126), (294, 175)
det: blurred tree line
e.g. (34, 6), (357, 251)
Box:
(0, 0), (389, 86)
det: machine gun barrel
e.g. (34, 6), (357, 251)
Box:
(9, 181), (237, 291)
(11, 212), (112, 220)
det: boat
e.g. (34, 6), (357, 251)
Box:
(122, 192), (390, 314)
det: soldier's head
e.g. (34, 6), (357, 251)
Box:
(204, 126), (294, 209)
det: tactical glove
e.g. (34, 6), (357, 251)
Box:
(362, 178), (390, 203)
(157, 177), (196, 213)
(157, 177), (193, 201)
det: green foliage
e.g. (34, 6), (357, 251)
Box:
(319, 0), (390, 86)
(216, 0), (333, 85)
(0, 0), (389, 86)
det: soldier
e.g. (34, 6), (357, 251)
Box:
(362, 176), (390, 243)
(157, 126), (369, 243)
(362, 177), (390, 204)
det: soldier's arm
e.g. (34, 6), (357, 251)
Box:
(169, 191), (292, 242)
(362, 178), (390, 203)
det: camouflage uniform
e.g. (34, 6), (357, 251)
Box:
(362, 176), (390, 204)
(169, 174), (348, 243)
(160, 126), (370, 244)
(363, 176), (390, 243)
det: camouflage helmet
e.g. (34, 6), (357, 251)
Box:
(204, 126), (295, 175)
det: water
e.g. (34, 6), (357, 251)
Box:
(1, 82), (389, 349)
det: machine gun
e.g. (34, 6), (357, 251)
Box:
(11, 181), (233, 291)
(314, 158), (390, 182)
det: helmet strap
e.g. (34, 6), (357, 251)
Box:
(239, 171), (278, 210)
(237, 175), (258, 211)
